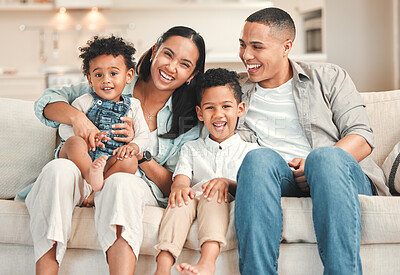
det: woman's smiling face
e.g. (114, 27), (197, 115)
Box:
(150, 35), (199, 92)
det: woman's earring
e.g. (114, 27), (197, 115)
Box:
(186, 80), (191, 86)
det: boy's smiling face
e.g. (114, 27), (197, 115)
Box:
(196, 85), (245, 143)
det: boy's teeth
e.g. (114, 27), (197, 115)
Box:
(160, 71), (173, 81)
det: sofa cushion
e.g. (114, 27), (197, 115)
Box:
(0, 98), (57, 199)
(381, 141), (400, 195)
(361, 90), (400, 167)
(2, 196), (400, 254)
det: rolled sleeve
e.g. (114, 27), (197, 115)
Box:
(172, 143), (193, 180)
(34, 82), (91, 128)
(329, 65), (374, 149)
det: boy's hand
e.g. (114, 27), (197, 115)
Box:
(113, 143), (139, 160)
(288, 158), (309, 192)
(112, 117), (135, 143)
(202, 178), (230, 203)
(168, 186), (195, 208)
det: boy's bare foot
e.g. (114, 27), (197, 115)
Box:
(87, 155), (107, 192)
(175, 262), (215, 275)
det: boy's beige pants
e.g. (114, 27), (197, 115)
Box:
(155, 194), (229, 260)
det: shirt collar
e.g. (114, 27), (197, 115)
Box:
(204, 133), (241, 150)
(289, 59), (310, 82)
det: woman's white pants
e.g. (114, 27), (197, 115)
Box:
(25, 158), (158, 264)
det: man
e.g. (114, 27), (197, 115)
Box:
(234, 7), (389, 275)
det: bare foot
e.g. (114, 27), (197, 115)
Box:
(82, 191), (95, 207)
(175, 262), (215, 275)
(87, 155), (107, 192)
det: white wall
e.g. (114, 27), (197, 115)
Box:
(325, 0), (396, 92)
(0, 1), (275, 74)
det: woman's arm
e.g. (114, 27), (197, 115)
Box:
(138, 157), (173, 196)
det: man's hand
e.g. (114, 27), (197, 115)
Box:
(288, 158), (309, 192)
(202, 178), (230, 203)
(168, 186), (195, 208)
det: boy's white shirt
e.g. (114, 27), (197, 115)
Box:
(58, 93), (150, 153)
(173, 133), (259, 196)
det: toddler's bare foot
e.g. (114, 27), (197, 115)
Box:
(88, 155), (107, 192)
(175, 262), (215, 275)
(82, 191), (95, 207)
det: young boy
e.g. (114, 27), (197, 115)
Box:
(154, 68), (259, 275)
(57, 35), (149, 200)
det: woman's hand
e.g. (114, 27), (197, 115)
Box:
(168, 186), (195, 208)
(112, 117), (135, 143)
(202, 178), (230, 203)
(113, 143), (139, 160)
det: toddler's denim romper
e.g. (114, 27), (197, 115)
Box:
(56, 91), (131, 161)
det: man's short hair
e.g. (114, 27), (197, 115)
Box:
(246, 7), (296, 41)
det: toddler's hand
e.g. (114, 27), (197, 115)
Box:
(113, 143), (139, 160)
(91, 132), (110, 151)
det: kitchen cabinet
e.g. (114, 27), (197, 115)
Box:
(0, 73), (46, 101)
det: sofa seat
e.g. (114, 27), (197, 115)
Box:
(2, 195), (400, 253)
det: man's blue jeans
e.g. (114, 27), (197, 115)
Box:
(235, 147), (373, 275)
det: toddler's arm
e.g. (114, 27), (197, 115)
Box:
(168, 175), (195, 208)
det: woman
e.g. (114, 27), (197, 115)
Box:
(25, 26), (205, 275)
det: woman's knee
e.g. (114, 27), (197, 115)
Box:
(102, 173), (146, 200)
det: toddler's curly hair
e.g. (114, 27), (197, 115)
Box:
(79, 35), (136, 75)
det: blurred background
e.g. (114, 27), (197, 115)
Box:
(0, 0), (399, 100)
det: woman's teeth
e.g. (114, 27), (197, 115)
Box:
(160, 70), (173, 81)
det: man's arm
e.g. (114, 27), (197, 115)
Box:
(335, 134), (372, 162)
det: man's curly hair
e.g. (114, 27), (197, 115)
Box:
(79, 35), (136, 75)
(197, 68), (242, 105)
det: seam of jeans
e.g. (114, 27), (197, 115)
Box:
(349, 162), (359, 275)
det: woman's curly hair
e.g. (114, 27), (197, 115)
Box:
(79, 35), (136, 75)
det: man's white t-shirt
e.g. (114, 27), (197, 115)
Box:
(245, 79), (312, 162)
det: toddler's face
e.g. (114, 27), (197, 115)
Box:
(196, 85), (245, 143)
(87, 54), (134, 102)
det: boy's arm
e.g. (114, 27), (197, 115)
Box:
(169, 174), (195, 208)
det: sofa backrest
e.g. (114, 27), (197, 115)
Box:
(361, 90), (400, 167)
(1, 90), (399, 199)
(0, 98), (57, 199)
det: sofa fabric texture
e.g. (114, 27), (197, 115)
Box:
(1, 90), (400, 274)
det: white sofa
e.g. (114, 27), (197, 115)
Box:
(1, 90), (400, 275)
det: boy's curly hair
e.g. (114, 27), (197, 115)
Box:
(197, 68), (242, 105)
(79, 35), (136, 75)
